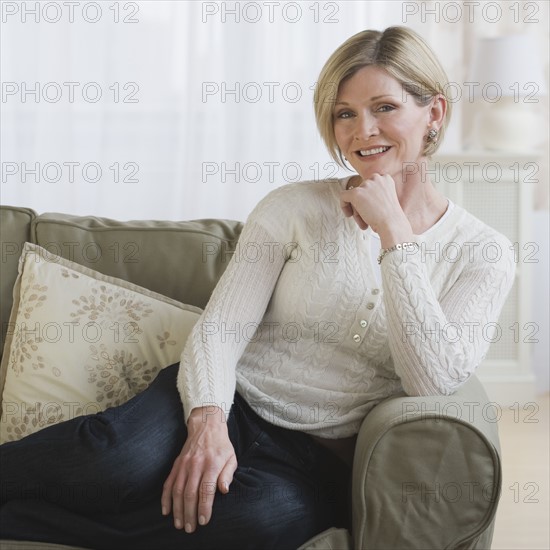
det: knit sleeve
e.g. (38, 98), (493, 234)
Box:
(176, 188), (292, 423)
(380, 232), (516, 396)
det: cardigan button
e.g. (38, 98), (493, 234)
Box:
(360, 319), (367, 328)
(372, 288), (380, 295)
(353, 334), (361, 343)
(367, 303), (375, 310)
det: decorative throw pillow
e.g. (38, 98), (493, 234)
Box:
(0, 242), (202, 443)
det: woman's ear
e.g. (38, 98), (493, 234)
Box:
(429, 94), (447, 130)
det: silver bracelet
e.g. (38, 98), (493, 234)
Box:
(377, 242), (419, 265)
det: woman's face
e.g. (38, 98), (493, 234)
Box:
(333, 65), (437, 182)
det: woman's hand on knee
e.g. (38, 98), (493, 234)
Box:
(161, 406), (237, 533)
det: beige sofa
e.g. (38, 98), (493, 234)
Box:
(0, 205), (502, 549)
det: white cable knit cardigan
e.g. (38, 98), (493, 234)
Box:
(177, 177), (516, 438)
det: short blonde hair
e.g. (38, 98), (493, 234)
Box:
(314, 26), (452, 166)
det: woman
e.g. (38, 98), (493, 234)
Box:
(0, 26), (515, 549)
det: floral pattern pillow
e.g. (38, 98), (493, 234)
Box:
(0, 243), (202, 442)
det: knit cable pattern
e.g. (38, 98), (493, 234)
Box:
(178, 179), (516, 437)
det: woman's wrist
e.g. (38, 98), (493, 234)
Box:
(377, 222), (414, 250)
(377, 242), (419, 265)
(188, 406), (228, 432)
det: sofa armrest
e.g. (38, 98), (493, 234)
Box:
(351, 375), (501, 550)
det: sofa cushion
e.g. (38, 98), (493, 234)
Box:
(0, 243), (202, 442)
(30, 213), (243, 310)
(0, 206), (37, 357)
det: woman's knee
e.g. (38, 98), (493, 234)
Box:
(72, 370), (185, 501)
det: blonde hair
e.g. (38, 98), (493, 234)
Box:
(314, 26), (452, 166)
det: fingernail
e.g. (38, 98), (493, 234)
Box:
(185, 522), (193, 533)
(175, 519), (182, 529)
(162, 506), (167, 516)
(199, 515), (206, 525)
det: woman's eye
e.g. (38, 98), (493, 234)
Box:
(377, 105), (395, 112)
(335, 111), (354, 119)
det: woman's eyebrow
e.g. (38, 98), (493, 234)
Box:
(335, 95), (395, 106)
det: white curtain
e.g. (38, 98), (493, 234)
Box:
(0, 0), (547, 222)
(0, 0), (445, 221)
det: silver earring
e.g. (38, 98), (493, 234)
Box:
(427, 128), (438, 142)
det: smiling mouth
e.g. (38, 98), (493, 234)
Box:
(356, 146), (391, 158)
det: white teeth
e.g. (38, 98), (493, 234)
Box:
(359, 146), (389, 157)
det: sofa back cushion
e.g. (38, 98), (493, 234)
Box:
(1, 206), (37, 353)
(31, 213), (244, 307)
(0, 207), (243, 360)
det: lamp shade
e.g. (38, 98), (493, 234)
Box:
(469, 34), (547, 98)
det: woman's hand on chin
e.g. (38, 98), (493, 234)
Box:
(340, 173), (413, 246)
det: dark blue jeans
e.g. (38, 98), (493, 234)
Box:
(0, 363), (351, 549)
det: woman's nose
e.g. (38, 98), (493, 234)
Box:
(354, 114), (379, 140)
